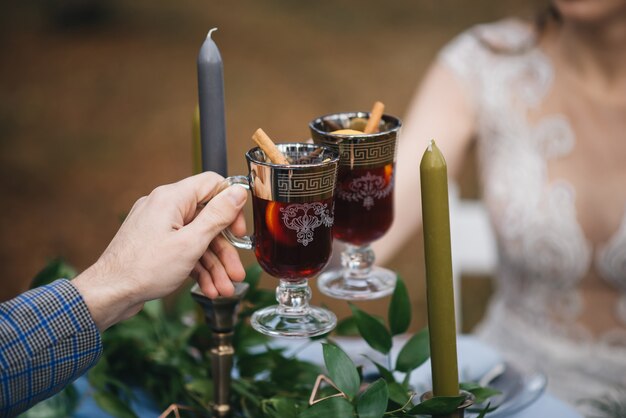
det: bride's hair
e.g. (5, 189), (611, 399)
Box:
(473, 3), (561, 55)
(535, 3), (561, 34)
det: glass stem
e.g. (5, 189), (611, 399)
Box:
(276, 279), (311, 316)
(341, 244), (375, 285)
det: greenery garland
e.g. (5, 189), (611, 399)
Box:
(22, 259), (501, 418)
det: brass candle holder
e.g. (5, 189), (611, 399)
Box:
(191, 282), (249, 418)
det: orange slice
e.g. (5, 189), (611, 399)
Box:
(331, 129), (363, 135)
(384, 164), (394, 185)
(265, 201), (293, 245)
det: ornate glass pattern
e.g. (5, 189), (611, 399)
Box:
(280, 203), (334, 246)
(337, 172), (393, 210)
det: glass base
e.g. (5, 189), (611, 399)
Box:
(317, 266), (396, 300)
(251, 305), (337, 338)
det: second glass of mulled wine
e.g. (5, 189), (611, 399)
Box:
(222, 143), (339, 338)
(309, 111), (401, 300)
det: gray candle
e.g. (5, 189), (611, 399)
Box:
(197, 28), (227, 176)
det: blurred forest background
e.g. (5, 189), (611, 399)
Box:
(0, 0), (543, 331)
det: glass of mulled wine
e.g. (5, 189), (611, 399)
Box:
(222, 143), (339, 338)
(309, 111), (401, 300)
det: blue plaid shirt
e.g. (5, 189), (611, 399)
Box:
(0, 279), (102, 417)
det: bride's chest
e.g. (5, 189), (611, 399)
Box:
(476, 89), (626, 290)
(544, 93), (626, 244)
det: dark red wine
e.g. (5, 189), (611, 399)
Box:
(252, 196), (334, 281)
(333, 163), (394, 245)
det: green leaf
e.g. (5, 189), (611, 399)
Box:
(406, 395), (465, 415)
(142, 299), (164, 321)
(101, 376), (135, 401)
(245, 263), (263, 290)
(30, 258), (77, 289)
(105, 314), (156, 344)
(168, 285), (196, 319)
(460, 383), (501, 404)
(334, 316), (359, 336)
(395, 328), (429, 373)
(362, 355), (396, 384)
(93, 391), (139, 418)
(234, 320), (269, 350)
(270, 355), (322, 392)
(185, 377), (214, 404)
(475, 402), (492, 418)
(298, 397), (355, 418)
(356, 378), (388, 418)
(322, 343), (360, 398)
(281, 360), (322, 385)
(388, 277), (411, 336)
(459, 382), (480, 391)
(232, 379), (262, 407)
(87, 357), (110, 391)
(20, 383), (79, 418)
(349, 304), (392, 355)
(387, 382), (411, 406)
(237, 349), (280, 378)
(262, 397), (303, 418)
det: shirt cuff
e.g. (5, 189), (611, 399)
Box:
(0, 279), (103, 415)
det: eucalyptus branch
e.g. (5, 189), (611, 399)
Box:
(383, 391), (418, 415)
(29, 261), (503, 418)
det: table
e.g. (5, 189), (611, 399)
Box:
(73, 335), (582, 417)
(287, 335), (582, 418)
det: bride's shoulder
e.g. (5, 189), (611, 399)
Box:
(440, 18), (538, 61)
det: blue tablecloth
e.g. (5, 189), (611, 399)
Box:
(72, 335), (581, 418)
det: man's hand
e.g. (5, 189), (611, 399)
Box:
(72, 172), (248, 330)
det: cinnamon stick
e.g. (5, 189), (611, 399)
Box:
(363, 101), (385, 134)
(252, 128), (289, 165)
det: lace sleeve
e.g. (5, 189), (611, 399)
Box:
(436, 28), (486, 111)
(437, 19), (537, 113)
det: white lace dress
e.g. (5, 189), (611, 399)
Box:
(438, 19), (626, 409)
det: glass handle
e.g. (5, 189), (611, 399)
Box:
(221, 175), (253, 250)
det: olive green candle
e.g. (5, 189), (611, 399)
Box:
(420, 140), (459, 397)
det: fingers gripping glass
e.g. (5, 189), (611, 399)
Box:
(222, 143), (340, 338)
